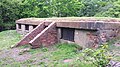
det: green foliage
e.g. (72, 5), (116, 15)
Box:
(79, 0), (113, 17)
(0, 0), (120, 24)
(19, 0), (40, 18)
(0, 0), (83, 22)
(82, 44), (111, 67)
(0, 0), (120, 31)
(95, 0), (120, 18)
(45, 0), (83, 17)
(0, 22), (16, 30)
(0, 0), (21, 30)
(0, 0), (21, 22)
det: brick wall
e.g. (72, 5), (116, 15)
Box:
(86, 27), (120, 48)
(16, 22), (45, 46)
(29, 22), (58, 48)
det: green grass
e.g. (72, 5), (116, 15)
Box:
(0, 30), (22, 50)
(50, 43), (79, 60)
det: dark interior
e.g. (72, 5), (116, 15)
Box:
(18, 24), (21, 29)
(61, 28), (75, 42)
(25, 25), (29, 30)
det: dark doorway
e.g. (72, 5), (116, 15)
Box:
(61, 28), (75, 41)
(25, 25), (29, 30)
(18, 24), (21, 29)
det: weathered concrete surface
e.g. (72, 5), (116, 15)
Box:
(16, 24), (19, 31)
(16, 22), (45, 47)
(21, 25), (25, 35)
(29, 25), (34, 32)
(57, 28), (61, 43)
(16, 17), (120, 25)
(29, 22), (58, 48)
(16, 18), (120, 30)
(74, 30), (93, 48)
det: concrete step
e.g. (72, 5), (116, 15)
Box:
(16, 22), (45, 46)
(29, 22), (58, 48)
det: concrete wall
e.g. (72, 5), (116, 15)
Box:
(16, 24), (22, 34)
(58, 29), (97, 48)
(16, 24), (38, 35)
(16, 24), (27, 35)
(57, 28), (61, 43)
(74, 30), (90, 48)
(57, 27), (96, 48)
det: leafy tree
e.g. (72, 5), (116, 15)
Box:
(44, 0), (83, 17)
(79, 0), (114, 17)
(18, 0), (40, 18)
(0, 0), (21, 30)
(0, 0), (20, 22)
(0, 0), (120, 31)
(95, 0), (120, 18)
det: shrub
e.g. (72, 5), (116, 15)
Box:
(82, 44), (112, 67)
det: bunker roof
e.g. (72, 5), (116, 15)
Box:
(16, 17), (120, 30)
(16, 17), (120, 24)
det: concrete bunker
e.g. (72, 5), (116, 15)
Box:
(15, 17), (120, 48)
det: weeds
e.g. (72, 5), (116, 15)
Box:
(82, 44), (112, 67)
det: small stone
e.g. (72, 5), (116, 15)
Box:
(10, 45), (15, 48)
(63, 59), (73, 63)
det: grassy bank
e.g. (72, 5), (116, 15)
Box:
(0, 30), (22, 50)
